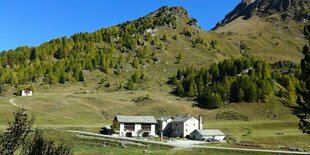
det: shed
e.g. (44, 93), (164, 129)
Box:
(20, 89), (32, 96)
(100, 125), (113, 135)
(189, 129), (225, 141)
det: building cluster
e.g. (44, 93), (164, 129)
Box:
(101, 114), (225, 142)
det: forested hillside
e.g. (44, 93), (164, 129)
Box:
(0, 5), (307, 96)
(0, 7), (227, 90)
(170, 58), (274, 108)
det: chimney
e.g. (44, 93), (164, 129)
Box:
(198, 116), (203, 130)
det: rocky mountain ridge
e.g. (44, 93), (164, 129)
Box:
(214, 0), (309, 29)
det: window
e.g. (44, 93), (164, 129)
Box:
(185, 129), (188, 132)
(124, 124), (134, 131)
(186, 124), (188, 126)
(193, 123), (195, 126)
(141, 124), (151, 131)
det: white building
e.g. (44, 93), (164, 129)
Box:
(112, 115), (157, 137)
(21, 89), (32, 96)
(189, 129), (225, 141)
(169, 115), (203, 138)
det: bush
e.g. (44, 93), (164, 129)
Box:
(0, 108), (72, 155)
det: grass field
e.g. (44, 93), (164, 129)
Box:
(73, 146), (278, 155)
(0, 80), (309, 154)
(41, 129), (279, 155)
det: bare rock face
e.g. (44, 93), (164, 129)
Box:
(242, 0), (256, 5)
(147, 6), (188, 18)
(214, 0), (309, 29)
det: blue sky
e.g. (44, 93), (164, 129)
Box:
(0, 0), (240, 51)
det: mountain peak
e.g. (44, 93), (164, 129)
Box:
(146, 6), (189, 18)
(242, 0), (256, 5)
(214, 0), (309, 29)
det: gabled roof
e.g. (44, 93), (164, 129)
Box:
(194, 129), (225, 136)
(22, 89), (32, 93)
(170, 115), (195, 123)
(115, 115), (157, 124)
(157, 116), (172, 122)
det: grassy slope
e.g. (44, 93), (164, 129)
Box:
(215, 16), (306, 62)
(0, 78), (309, 151)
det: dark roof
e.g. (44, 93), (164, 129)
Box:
(194, 129), (225, 136)
(115, 115), (157, 124)
(170, 115), (195, 123)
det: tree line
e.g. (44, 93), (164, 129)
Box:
(170, 58), (274, 108)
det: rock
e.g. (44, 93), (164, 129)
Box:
(278, 146), (307, 152)
(242, 0), (256, 5)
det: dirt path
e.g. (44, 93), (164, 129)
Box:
(68, 130), (310, 155)
(9, 98), (75, 120)
(9, 98), (18, 106)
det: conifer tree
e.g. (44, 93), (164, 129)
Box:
(298, 25), (310, 134)
(126, 79), (136, 90)
(162, 34), (168, 41)
(0, 84), (3, 95)
(236, 88), (244, 102)
(205, 92), (223, 108)
(287, 78), (296, 105)
(59, 73), (65, 84)
(30, 48), (37, 61)
(131, 69), (141, 83)
(176, 83), (185, 96)
(132, 58), (140, 69)
(171, 76), (178, 85)
(176, 52), (183, 64)
(78, 71), (85, 82)
(196, 75), (204, 100)
(187, 81), (197, 97)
